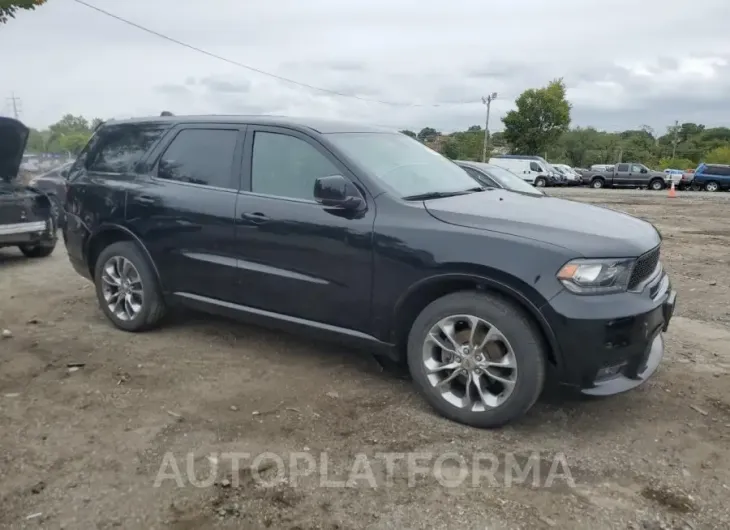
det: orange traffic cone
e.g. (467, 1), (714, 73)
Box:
(668, 181), (677, 198)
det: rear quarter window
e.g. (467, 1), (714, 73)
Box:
(85, 123), (168, 174)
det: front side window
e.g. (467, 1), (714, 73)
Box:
(326, 133), (483, 198)
(87, 124), (166, 174)
(631, 164), (643, 173)
(157, 129), (238, 188)
(529, 161), (543, 172)
(251, 132), (340, 200)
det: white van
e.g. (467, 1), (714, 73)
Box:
(488, 156), (558, 187)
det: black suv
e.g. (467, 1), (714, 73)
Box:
(1, 117), (58, 258)
(63, 115), (677, 428)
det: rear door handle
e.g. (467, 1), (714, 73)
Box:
(137, 195), (156, 205)
(241, 212), (269, 225)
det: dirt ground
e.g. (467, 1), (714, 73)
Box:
(1, 188), (729, 530)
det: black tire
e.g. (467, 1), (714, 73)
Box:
(704, 181), (719, 192)
(534, 177), (547, 188)
(93, 241), (166, 332)
(649, 179), (665, 191)
(19, 240), (56, 258)
(407, 291), (546, 428)
(590, 178), (604, 189)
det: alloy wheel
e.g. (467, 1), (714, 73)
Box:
(422, 314), (517, 411)
(101, 256), (144, 321)
(706, 182), (718, 192)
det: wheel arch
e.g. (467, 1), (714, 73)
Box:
(390, 269), (561, 368)
(85, 224), (163, 290)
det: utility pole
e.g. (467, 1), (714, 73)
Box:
(481, 92), (497, 162)
(7, 93), (21, 119)
(671, 120), (679, 159)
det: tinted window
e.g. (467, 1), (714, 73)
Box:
(705, 165), (730, 176)
(462, 166), (497, 187)
(251, 132), (339, 200)
(616, 163), (629, 172)
(157, 129), (238, 188)
(529, 161), (542, 172)
(87, 124), (165, 173)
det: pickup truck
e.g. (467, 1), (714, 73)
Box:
(587, 163), (667, 190)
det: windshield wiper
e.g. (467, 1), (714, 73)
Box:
(402, 187), (485, 201)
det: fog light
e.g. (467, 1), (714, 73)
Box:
(596, 362), (627, 379)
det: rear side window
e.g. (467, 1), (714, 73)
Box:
(704, 165), (730, 177)
(86, 124), (165, 174)
(157, 129), (238, 189)
(616, 163), (629, 172)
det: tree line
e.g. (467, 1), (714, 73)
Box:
(402, 80), (730, 169)
(25, 114), (103, 156)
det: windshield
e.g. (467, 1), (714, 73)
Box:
(326, 132), (480, 197)
(473, 163), (544, 195)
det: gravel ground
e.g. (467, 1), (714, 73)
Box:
(1, 188), (729, 530)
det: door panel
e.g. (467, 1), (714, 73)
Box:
(125, 124), (244, 301)
(233, 126), (375, 333)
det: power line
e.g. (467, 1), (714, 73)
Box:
(72, 0), (480, 108)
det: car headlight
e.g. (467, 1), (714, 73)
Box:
(557, 258), (634, 294)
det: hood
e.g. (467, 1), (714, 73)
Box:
(424, 190), (661, 258)
(0, 117), (29, 181)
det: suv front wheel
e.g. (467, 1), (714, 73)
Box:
(407, 291), (546, 428)
(93, 241), (166, 331)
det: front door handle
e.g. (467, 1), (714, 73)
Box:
(241, 212), (269, 225)
(137, 195), (157, 205)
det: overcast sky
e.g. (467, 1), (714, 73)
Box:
(2, 0), (729, 133)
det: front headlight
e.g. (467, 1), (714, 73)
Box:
(556, 258), (634, 294)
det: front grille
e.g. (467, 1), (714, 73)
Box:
(628, 246), (660, 290)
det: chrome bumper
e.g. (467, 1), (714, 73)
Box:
(0, 221), (47, 236)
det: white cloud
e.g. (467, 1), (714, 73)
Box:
(1, 0), (729, 132)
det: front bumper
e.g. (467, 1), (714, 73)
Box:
(541, 272), (676, 396)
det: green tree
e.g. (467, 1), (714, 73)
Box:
(502, 79), (571, 155)
(400, 129), (417, 139)
(442, 139), (459, 160)
(0, 0), (47, 24)
(417, 127), (439, 142)
(705, 146), (730, 165)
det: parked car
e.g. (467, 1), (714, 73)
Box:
(29, 161), (72, 227)
(63, 115), (677, 428)
(573, 168), (592, 184)
(488, 155), (564, 187)
(0, 117), (58, 258)
(662, 169), (684, 188)
(691, 163), (730, 192)
(552, 164), (582, 186)
(455, 161), (547, 195)
(587, 163), (667, 190)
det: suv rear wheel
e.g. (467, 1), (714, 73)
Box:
(407, 291), (546, 428)
(704, 181), (719, 192)
(93, 241), (166, 331)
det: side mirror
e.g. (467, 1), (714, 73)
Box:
(61, 168), (69, 179)
(641, 168), (648, 174)
(314, 175), (364, 210)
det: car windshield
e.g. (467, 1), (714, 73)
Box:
(326, 132), (481, 198)
(475, 163), (544, 195)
